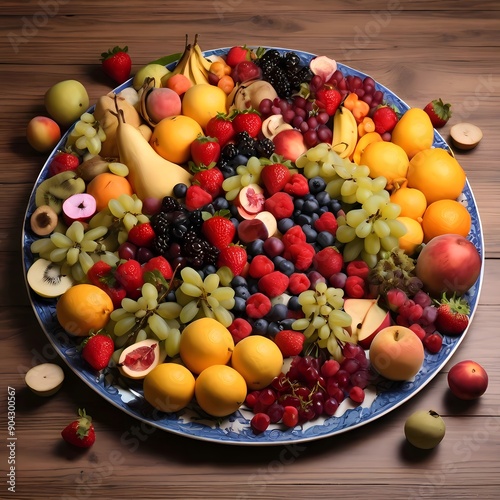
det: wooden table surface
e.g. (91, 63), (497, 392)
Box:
(1, 1), (499, 498)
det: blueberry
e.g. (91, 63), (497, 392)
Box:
(249, 282), (259, 295)
(294, 198), (305, 211)
(231, 154), (249, 167)
(278, 218), (294, 233)
(203, 264), (217, 275)
(315, 191), (331, 206)
(247, 239), (265, 256)
(173, 183), (188, 198)
(273, 255), (285, 266)
(230, 217), (239, 231)
(212, 197), (229, 210)
(302, 199), (319, 215)
(295, 213), (312, 226)
(229, 203), (240, 218)
(266, 303), (288, 322)
(203, 203), (215, 215)
(302, 224), (318, 243)
(329, 199), (343, 215)
(288, 295), (301, 311)
(220, 164), (236, 179)
(317, 230), (335, 248)
(304, 193), (315, 201)
(235, 286), (251, 300)
(267, 322), (282, 336)
(252, 318), (269, 335)
(276, 258), (295, 276)
(309, 176), (326, 194)
(231, 275), (248, 287)
(233, 297), (247, 313)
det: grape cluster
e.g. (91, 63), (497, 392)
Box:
(65, 112), (106, 156)
(330, 70), (384, 110)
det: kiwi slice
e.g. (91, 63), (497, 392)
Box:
(26, 258), (74, 298)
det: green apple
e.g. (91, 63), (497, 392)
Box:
(44, 80), (89, 127)
(404, 410), (446, 449)
(132, 63), (170, 90)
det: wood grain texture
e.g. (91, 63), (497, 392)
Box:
(1, 1), (499, 499)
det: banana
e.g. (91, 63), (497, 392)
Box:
(169, 34), (210, 86)
(188, 48), (209, 85)
(169, 34), (192, 78)
(332, 106), (358, 159)
(192, 41), (213, 73)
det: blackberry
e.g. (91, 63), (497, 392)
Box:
(161, 196), (180, 213)
(201, 240), (220, 266)
(283, 52), (300, 73)
(188, 209), (204, 228)
(264, 66), (291, 98)
(255, 138), (275, 158)
(259, 49), (282, 66)
(153, 234), (169, 256)
(182, 230), (198, 245)
(151, 211), (170, 236)
(221, 143), (238, 161)
(296, 65), (314, 84)
(235, 131), (257, 157)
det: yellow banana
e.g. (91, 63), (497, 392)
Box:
(193, 41), (213, 72)
(332, 106), (358, 159)
(169, 35), (192, 78)
(188, 49), (210, 85)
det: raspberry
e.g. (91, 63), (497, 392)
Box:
(142, 255), (173, 280)
(312, 246), (343, 279)
(264, 192), (294, 220)
(246, 293), (272, 318)
(345, 260), (370, 280)
(288, 273), (310, 295)
(185, 185), (213, 210)
(313, 212), (338, 235)
(344, 275), (366, 298)
(248, 255), (274, 279)
(284, 173), (309, 196)
(228, 318), (252, 343)
(282, 226), (307, 249)
(284, 243), (315, 271)
(258, 271), (289, 298)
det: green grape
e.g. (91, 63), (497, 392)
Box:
(346, 209), (368, 228)
(165, 329), (181, 357)
(115, 315), (137, 336)
(66, 247), (80, 266)
(122, 298), (141, 313)
(364, 232), (381, 255)
(336, 224), (357, 244)
(148, 314), (170, 339)
(180, 300), (200, 324)
(51, 232), (73, 248)
(373, 219), (391, 238)
(156, 302), (182, 320)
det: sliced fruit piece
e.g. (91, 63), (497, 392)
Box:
(30, 204), (59, 236)
(450, 122), (483, 150)
(25, 363), (65, 396)
(238, 183), (265, 214)
(117, 339), (166, 379)
(237, 218), (269, 244)
(62, 193), (97, 225)
(255, 211), (278, 238)
(27, 258), (75, 298)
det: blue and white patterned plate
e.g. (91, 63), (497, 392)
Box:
(21, 48), (484, 445)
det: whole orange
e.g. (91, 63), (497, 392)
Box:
(181, 84), (227, 130)
(421, 199), (471, 242)
(390, 184), (427, 221)
(391, 108), (434, 159)
(86, 172), (133, 212)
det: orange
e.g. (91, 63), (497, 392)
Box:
(179, 317), (234, 374)
(150, 115), (203, 164)
(421, 199), (471, 242)
(194, 365), (247, 417)
(359, 141), (409, 190)
(143, 363), (195, 413)
(86, 172), (133, 212)
(56, 284), (114, 336)
(391, 108), (434, 159)
(396, 216), (424, 255)
(390, 183), (427, 221)
(351, 131), (383, 165)
(181, 84), (227, 130)
(407, 148), (466, 204)
(164, 74), (192, 96)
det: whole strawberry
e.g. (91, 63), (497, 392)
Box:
(260, 163), (291, 195)
(87, 260), (126, 308)
(100, 46), (132, 85)
(435, 293), (470, 336)
(48, 152), (80, 177)
(225, 45), (252, 68)
(274, 330), (305, 357)
(372, 106), (399, 134)
(205, 113), (236, 147)
(315, 87), (342, 116)
(115, 259), (144, 298)
(191, 166), (224, 198)
(202, 213), (236, 250)
(217, 244), (247, 276)
(82, 333), (114, 371)
(232, 110), (262, 138)
(190, 135), (221, 168)
(127, 222), (156, 248)
(61, 409), (96, 448)
(424, 98), (452, 128)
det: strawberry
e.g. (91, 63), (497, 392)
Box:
(258, 271), (289, 298)
(202, 214), (236, 250)
(260, 163), (291, 195)
(274, 330), (305, 357)
(127, 222), (155, 248)
(48, 152), (80, 177)
(190, 135), (221, 168)
(184, 184), (213, 210)
(217, 244), (247, 276)
(315, 87), (342, 116)
(87, 260), (126, 308)
(205, 113), (236, 147)
(372, 106), (399, 134)
(424, 98), (452, 128)
(142, 255), (173, 280)
(232, 110), (263, 138)
(100, 46), (132, 85)
(435, 293), (470, 336)
(61, 409), (96, 448)
(115, 259), (144, 298)
(226, 46), (251, 68)
(82, 333), (114, 371)
(312, 246), (344, 279)
(191, 166), (224, 198)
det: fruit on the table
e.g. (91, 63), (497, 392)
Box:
(181, 84), (228, 130)
(25, 363), (65, 396)
(141, 86), (182, 126)
(61, 408), (96, 448)
(26, 258), (74, 297)
(261, 114), (293, 140)
(44, 80), (90, 128)
(435, 293), (470, 335)
(82, 333), (114, 371)
(179, 317), (234, 374)
(231, 335), (284, 390)
(391, 107), (434, 159)
(194, 364), (247, 417)
(406, 147), (466, 205)
(118, 339), (167, 379)
(62, 193), (97, 225)
(447, 360), (488, 400)
(30, 204), (59, 236)
(143, 362), (196, 413)
(100, 45), (132, 85)
(132, 63), (170, 90)
(372, 106), (398, 134)
(64, 111), (106, 156)
(389, 184), (427, 221)
(415, 234), (481, 297)
(332, 106), (358, 159)
(369, 325), (425, 381)
(26, 116), (61, 152)
(35, 170), (86, 214)
(343, 297), (391, 349)
(404, 410), (446, 449)
(449, 122), (483, 150)
(56, 283), (114, 336)
(272, 129), (307, 162)
(75, 155), (113, 182)
(423, 98), (452, 128)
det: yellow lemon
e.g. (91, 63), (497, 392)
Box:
(56, 284), (113, 336)
(359, 141), (409, 190)
(407, 148), (466, 205)
(181, 84), (228, 130)
(421, 199), (471, 243)
(391, 108), (434, 159)
(150, 114), (203, 164)
(179, 317), (234, 375)
(231, 335), (283, 390)
(195, 365), (247, 417)
(143, 362), (195, 413)
(396, 216), (424, 255)
(390, 184), (427, 221)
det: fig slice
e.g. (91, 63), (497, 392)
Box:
(450, 122), (483, 150)
(30, 204), (59, 236)
(118, 339), (166, 379)
(25, 363), (65, 397)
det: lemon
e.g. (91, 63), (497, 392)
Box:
(143, 363), (195, 413)
(396, 216), (424, 255)
(195, 365), (247, 417)
(179, 318), (234, 375)
(181, 84), (227, 130)
(231, 335), (283, 390)
(391, 108), (434, 159)
(390, 184), (427, 221)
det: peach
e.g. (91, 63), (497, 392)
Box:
(272, 129), (307, 162)
(369, 325), (425, 381)
(145, 87), (182, 124)
(26, 116), (61, 152)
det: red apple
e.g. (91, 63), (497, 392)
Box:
(272, 129), (307, 162)
(448, 360), (488, 400)
(415, 234), (482, 297)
